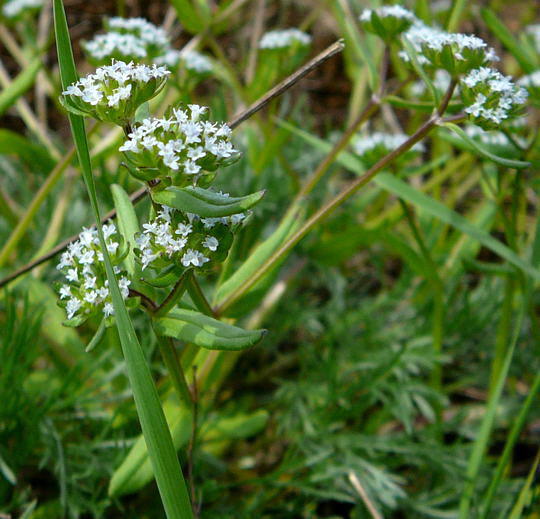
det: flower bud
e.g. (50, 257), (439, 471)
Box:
(119, 104), (240, 186)
(460, 67), (528, 130)
(60, 60), (170, 126)
(360, 6), (417, 41)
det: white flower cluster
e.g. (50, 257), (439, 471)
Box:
(61, 60), (169, 124)
(360, 5), (416, 22)
(83, 17), (170, 64)
(2, 0), (43, 18)
(400, 22), (498, 74)
(461, 67), (528, 129)
(259, 29), (311, 49)
(155, 50), (214, 74)
(120, 104), (239, 183)
(56, 224), (130, 321)
(106, 17), (169, 48)
(353, 132), (425, 157)
(135, 205), (241, 271)
(518, 70), (540, 89)
(83, 33), (148, 61)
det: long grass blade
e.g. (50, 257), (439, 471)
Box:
(53, 1), (193, 517)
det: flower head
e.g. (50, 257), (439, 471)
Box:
(119, 104), (240, 185)
(259, 29), (311, 49)
(134, 205), (241, 275)
(460, 67), (528, 129)
(417, 31), (498, 76)
(56, 224), (131, 325)
(360, 6), (417, 40)
(61, 60), (169, 125)
(83, 17), (170, 65)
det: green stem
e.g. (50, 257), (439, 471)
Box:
(155, 272), (189, 317)
(187, 272), (214, 317)
(155, 332), (193, 409)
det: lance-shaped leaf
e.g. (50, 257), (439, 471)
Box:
(152, 186), (265, 217)
(154, 308), (266, 350)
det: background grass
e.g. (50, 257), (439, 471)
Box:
(0, 0), (539, 517)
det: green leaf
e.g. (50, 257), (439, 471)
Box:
(53, 1), (193, 517)
(111, 184), (140, 278)
(85, 319), (107, 352)
(481, 8), (537, 73)
(109, 399), (192, 497)
(0, 129), (55, 174)
(152, 186), (265, 217)
(214, 209), (300, 308)
(443, 123), (530, 169)
(155, 308), (267, 350)
(283, 121), (540, 282)
(0, 57), (42, 117)
(169, 0), (206, 33)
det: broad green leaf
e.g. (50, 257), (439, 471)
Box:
(53, 1), (193, 517)
(155, 308), (266, 350)
(214, 209), (300, 307)
(283, 121), (540, 282)
(152, 186), (265, 217)
(169, 0), (206, 33)
(443, 123), (530, 169)
(0, 58), (42, 117)
(111, 184), (140, 278)
(481, 8), (537, 73)
(109, 399), (192, 497)
(0, 129), (55, 174)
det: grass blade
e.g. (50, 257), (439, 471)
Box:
(53, 1), (193, 517)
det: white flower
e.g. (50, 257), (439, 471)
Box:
(66, 298), (82, 319)
(352, 132), (424, 157)
(181, 249), (209, 267)
(360, 5), (416, 22)
(259, 29), (311, 49)
(202, 236), (219, 251)
(59, 285), (72, 300)
(103, 303), (115, 317)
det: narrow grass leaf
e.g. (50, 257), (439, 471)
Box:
(481, 8), (537, 72)
(458, 308), (525, 518)
(0, 58), (42, 117)
(53, 1), (193, 517)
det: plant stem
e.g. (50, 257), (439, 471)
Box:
(154, 273), (189, 317)
(187, 273), (215, 317)
(155, 332), (193, 409)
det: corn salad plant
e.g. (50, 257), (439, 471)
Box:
(0, 0), (539, 517)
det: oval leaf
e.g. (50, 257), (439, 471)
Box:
(155, 308), (267, 350)
(152, 186), (265, 217)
